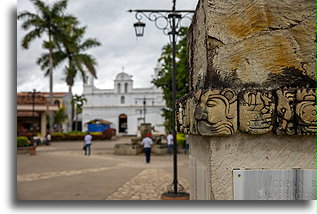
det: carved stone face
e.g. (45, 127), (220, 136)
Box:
(194, 90), (237, 136)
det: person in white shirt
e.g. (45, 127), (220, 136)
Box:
(45, 132), (51, 145)
(84, 132), (93, 156)
(167, 132), (173, 154)
(141, 133), (153, 163)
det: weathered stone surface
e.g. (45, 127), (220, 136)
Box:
(139, 123), (152, 139)
(151, 144), (167, 155)
(188, 0), (315, 90)
(188, 1), (208, 91)
(239, 90), (275, 134)
(114, 144), (143, 155)
(295, 88), (316, 135)
(186, 0), (316, 201)
(177, 88), (316, 136)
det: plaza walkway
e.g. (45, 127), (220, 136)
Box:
(17, 137), (190, 200)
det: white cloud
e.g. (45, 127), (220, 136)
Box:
(17, 0), (199, 95)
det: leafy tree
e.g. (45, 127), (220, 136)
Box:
(71, 94), (87, 131)
(152, 27), (189, 131)
(54, 107), (68, 125)
(18, 0), (77, 133)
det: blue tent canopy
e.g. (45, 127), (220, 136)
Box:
(85, 119), (112, 132)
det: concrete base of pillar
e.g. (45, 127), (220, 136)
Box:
(189, 133), (316, 200)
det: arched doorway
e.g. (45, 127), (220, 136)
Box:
(119, 114), (127, 133)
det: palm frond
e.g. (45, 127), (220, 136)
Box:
(17, 11), (39, 21)
(37, 50), (67, 70)
(21, 28), (42, 49)
(51, 0), (68, 15)
(75, 54), (97, 78)
(21, 17), (43, 30)
(79, 38), (101, 51)
(32, 0), (50, 18)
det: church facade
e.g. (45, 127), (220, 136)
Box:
(82, 66), (166, 135)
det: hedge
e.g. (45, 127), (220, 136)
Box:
(51, 130), (113, 141)
(17, 136), (30, 147)
(176, 133), (186, 148)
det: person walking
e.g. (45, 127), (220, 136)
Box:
(167, 131), (173, 154)
(141, 133), (153, 163)
(84, 132), (93, 156)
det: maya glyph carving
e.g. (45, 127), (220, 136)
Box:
(295, 89), (316, 135)
(176, 88), (316, 136)
(239, 90), (275, 134)
(275, 90), (295, 135)
(176, 91), (199, 135)
(194, 89), (237, 136)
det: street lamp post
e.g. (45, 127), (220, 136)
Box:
(128, 0), (194, 199)
(31, 89), (36, 146)
(135, 97), (155, 124)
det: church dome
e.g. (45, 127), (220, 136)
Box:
(115, 72), (132, 81)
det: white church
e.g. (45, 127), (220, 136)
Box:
(82, 64), (166, 135)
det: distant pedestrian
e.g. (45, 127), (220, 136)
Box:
(45, 132), (51, 145)
(84, 132), (93, 156)
(167, 132), (173, 154)
(141, 133), (153, 163)
(184, 135), (189, 155)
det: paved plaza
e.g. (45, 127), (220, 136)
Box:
(17, 137), (190, 200)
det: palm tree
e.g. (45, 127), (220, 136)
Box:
(37, 25), (101, 131)
(38, 26), (101, 94)
(18, 0), (77, 134)
(71, 94), (87, 131)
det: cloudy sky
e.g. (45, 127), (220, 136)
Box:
(17, 0), (198, 95)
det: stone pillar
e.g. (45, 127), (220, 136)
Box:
(178, 0), (316, 200)
(40, 112), (47, 137)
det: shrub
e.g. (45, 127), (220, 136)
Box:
(64, 131), (87, 140)
(90, 132), (103, 136)
(51, 132), (66, 141)
(51, 131), (113, 141)
(67, 131), (87, 136)
(52, 132), (64, 136)
(176, 133), (186, 148)
(17, 136), (30, 147)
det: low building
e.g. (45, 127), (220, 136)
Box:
(82, 65), (166, 135)
(17, 92), (72, 137)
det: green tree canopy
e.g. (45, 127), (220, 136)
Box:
(53, 107), (68, 125)
(71, 94), (87, 131)
(152, 27), (189, 131)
